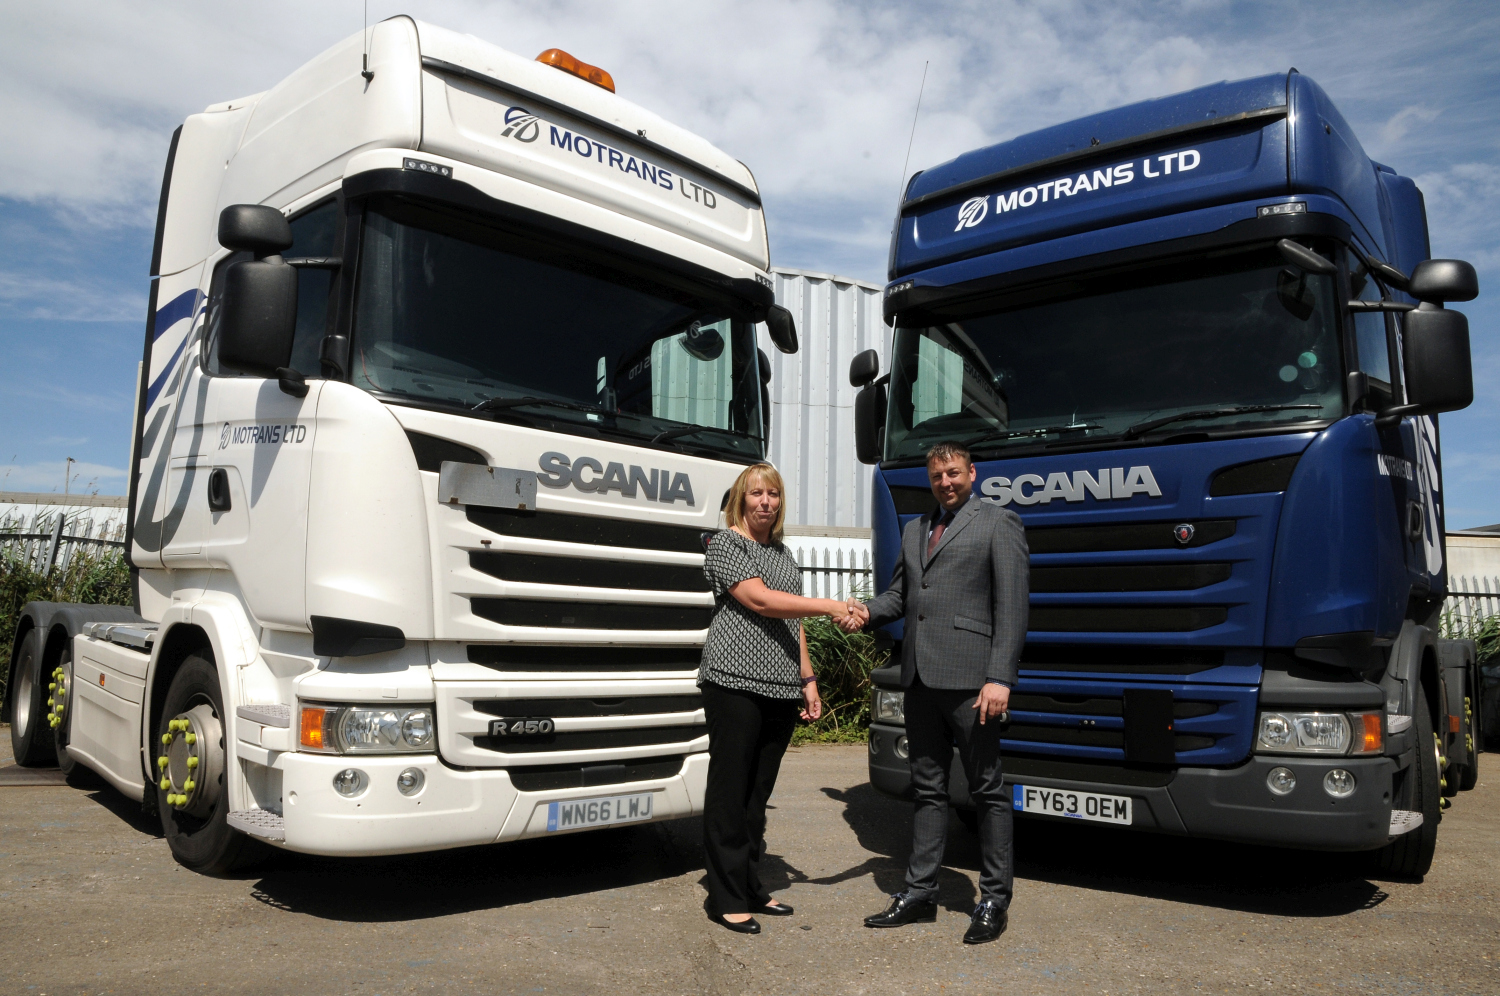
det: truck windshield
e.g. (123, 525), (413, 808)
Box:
(884, 247), (1344, 462)
(352, 196), (763, 459)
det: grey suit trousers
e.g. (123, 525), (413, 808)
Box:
(904, 677), (1013, 908)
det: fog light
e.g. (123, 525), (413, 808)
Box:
(1266, 766), (1296, 796)
(868, 731), (879, 756)
(1323, 769), (1355, 798)
(894, 735), (910, 760)
(396, 767), (425, 796)
(332, 768), (368, 797)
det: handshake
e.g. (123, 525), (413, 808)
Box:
(832, 599), (869, 633)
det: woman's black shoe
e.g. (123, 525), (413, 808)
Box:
(864, 892), (938, 928)
(756, 902), (794, 916)
(710, 913), (762, 934)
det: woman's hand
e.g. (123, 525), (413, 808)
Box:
(800, 680), (822, 722)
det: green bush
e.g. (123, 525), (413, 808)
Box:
(0, 548), (132, 699)
(792, 615), (889, 745)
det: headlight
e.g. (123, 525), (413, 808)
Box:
(300, 704), (437, 754)
(873, 689), (905, 725)
(1255, 711), (1364, 755)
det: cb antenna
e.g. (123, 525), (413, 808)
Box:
(361, 0), (374, 81)
(897, 61), (929, 206)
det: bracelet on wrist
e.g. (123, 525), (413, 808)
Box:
(800, 675), (818, 686)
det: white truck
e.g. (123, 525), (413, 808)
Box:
(4, 17), (799, 873)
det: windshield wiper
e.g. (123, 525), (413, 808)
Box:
(971, 422), (1103, 445)
(1122, 404), (1323, 440)
(474, 396), (609, 417)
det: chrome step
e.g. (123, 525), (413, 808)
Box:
(228, 809), (285, 842)
(1388, 809), (1423, 838)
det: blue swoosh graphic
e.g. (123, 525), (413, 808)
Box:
(144, 289), (205, 408)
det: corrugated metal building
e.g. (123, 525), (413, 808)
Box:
(758, 268), (887, 534)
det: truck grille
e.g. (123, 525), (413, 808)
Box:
(475, 725), (706, 753)
(468, 645), (701, 672)
(470, 551), (709, 592)
(507, 755), (685, 792)
(467, 506), (706, 553)
(1020, 644), (1225, 675)
(470, 598), (713, 630)
(1001, 677), (1257, 764)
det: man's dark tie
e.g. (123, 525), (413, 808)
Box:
(927, 510), (953, 557)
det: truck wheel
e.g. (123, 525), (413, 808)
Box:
(156, 653), (265, 875)
(1375, 684), (1440, 879)
(1458, 671), (1480, 792)
(8, 629), (58, 767)
(49, 644), (99, 787)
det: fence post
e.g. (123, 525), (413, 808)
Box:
(45, 512), (65, 576)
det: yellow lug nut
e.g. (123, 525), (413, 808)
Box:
(184, 780), (195, 792)
(186, 733), (197, 745)
(49, 682), (56, 691)
(161, 733), (172, 745)
(47, 698), (54, 707)
(160, 777), (170, 791)
(186, 756), (198, 769)
(158, 756), (169, 769)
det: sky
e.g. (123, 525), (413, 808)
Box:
(1, 0), (1497, 525)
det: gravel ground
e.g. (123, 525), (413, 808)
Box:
(1, 740), (1495, 995)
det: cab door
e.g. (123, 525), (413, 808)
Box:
(200, 199), (340, 629)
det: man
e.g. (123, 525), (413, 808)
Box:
(842, 441), (1028, 944)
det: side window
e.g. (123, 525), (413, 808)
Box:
(285, 200), (339, 376)
(1346, 251), (1394, 409)
(202, 199), (339, 377)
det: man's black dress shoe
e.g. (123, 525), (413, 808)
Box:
(864, 892), (938, 928)
(963, 902), (1008, 944)
(756, 902), (794, 917)
(709, 913), (761, 935)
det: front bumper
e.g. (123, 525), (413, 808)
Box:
(265, 750), (708, 857)
(869, 722), (1394, 852)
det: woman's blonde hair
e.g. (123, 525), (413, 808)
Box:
(724, 463), (787, 543)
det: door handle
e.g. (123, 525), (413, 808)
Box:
(208, 468), (232, 512)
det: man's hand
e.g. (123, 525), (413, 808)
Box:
(837, 600), (868, 632)
(973, 681), (1010, 725)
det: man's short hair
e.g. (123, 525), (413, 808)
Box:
(926, 441), (972, 467)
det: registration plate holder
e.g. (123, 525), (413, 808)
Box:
(546, 792), (655, 832)
(1012, 783), (1132, 825)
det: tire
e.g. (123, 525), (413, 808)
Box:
(156, 653), (266, 875)
(8, 629), (58, 767)
(1375, 683), (1440, 879)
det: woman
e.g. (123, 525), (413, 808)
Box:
(699, 462), (856, 934)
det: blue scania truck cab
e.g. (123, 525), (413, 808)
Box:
(858, 71), (1483, 877)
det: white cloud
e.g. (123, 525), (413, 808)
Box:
(1379, 104), (1441, 146)
(1413, 162), (1500, 272)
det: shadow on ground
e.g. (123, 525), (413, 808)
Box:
(246, 817), (707, 922)
(818, 781), (1389, 918)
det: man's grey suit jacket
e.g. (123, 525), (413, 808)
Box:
(864, 494), (1029, 690)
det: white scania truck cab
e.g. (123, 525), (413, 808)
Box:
(4, 17), (799, 873)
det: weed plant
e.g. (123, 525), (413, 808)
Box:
(0, 549), (132, 698)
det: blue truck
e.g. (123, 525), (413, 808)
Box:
(856, 70), (1483, 877)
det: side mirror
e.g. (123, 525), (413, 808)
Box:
(854, 377), (887, 465)
(219, 260), (299, 380)
(849, 348), (880, 388)
(765, 305), (798, 354)
(1402, 306), (1472, 414)
(219, 205), (293, 258)
(1408, 259), (1478, 304)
